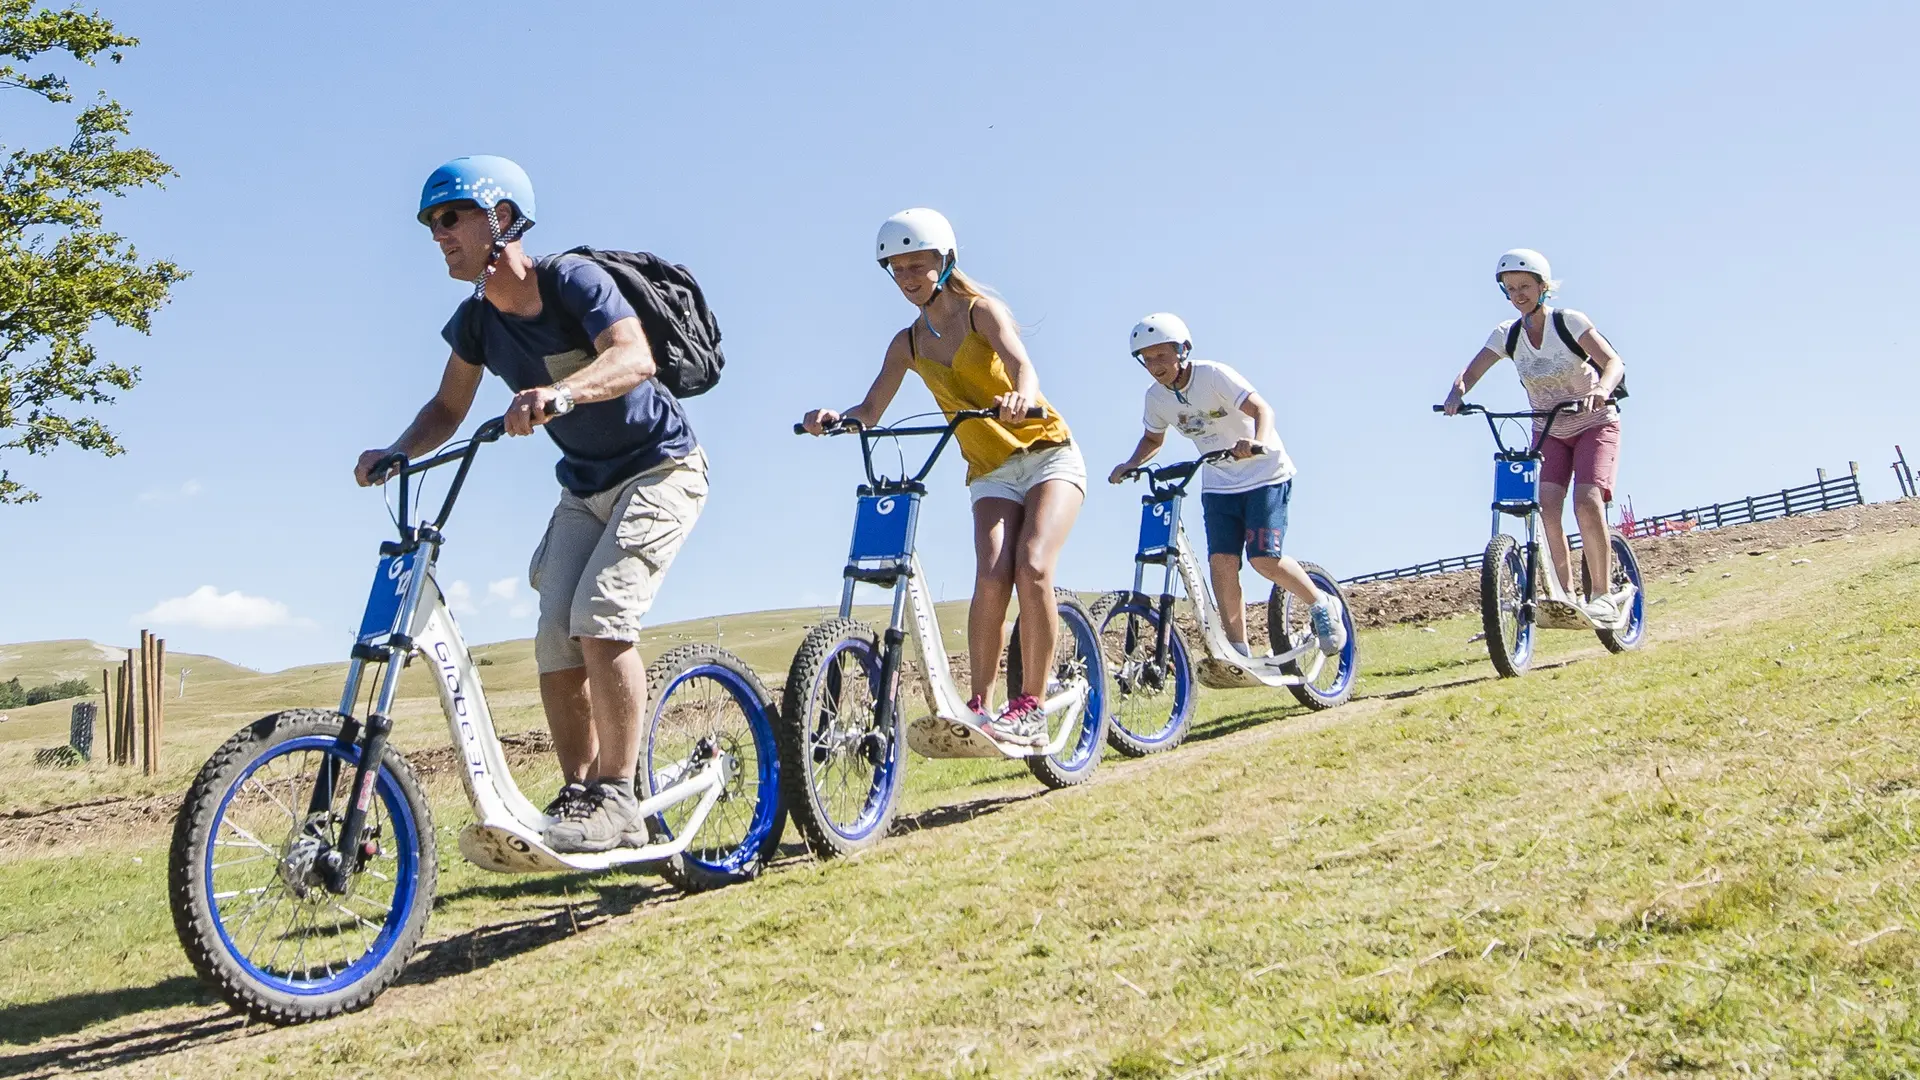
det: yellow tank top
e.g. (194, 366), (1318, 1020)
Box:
(908, 311), (1073, 483)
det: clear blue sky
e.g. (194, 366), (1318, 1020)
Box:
(2, 2), (1913, 671)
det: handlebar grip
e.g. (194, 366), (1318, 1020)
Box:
(368, 452), (408, 484)
(1024, 406), (1046, 419)
(792, 423), (807, 435)
(1432, 404), (1448, 412)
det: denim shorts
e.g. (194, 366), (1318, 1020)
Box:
(1201, 480), (1291, 561)
(967, 441), (1087, 504)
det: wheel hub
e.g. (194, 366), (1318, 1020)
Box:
(278, 829), (331, 901)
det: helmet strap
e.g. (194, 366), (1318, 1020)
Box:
(473, 204), (530, 300)
(919, 253), (957, 339)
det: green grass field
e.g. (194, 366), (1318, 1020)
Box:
(3, 526), (1918, 1077)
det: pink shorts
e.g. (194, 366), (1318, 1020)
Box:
(1538, 419), (1621, 501)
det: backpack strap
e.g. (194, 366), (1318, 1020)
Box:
(1551, 310), (1589, 361)
(1503, 319), (1522, 358)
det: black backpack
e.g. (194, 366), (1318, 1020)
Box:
(465, 247), (726, 398)
(1503, 310), (1628, 405)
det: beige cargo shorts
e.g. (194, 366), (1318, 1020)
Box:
(530, 449), (708, 673)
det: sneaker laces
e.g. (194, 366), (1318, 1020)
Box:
(543, 783), (598, 822)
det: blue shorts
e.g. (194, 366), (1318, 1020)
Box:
(1201, 480), (1291, 561)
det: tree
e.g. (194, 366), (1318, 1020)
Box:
(0, 1), (184, 503)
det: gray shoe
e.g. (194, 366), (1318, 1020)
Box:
(983, 694), (1048, 748)
(542, 782), (594, 823)
(545, 782), (644, 853)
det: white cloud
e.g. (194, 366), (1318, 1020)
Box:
(137, 479), (204, 504)
(443, 579), (477, 615)
(136, 586), (313, 631)
(486, 578), (518, 602)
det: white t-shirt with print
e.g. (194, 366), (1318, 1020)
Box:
(1483, 306), (1617, 436)
(1143, 360), (1296, 494)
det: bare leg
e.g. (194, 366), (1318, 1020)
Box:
(1208, 554), (1247, 646)
(1572, 483), (1613, 597)
(1248, 555), (1321, 606)
(1539, 481), (1575, 595)
(969, 498), (1021, 703)
(1012, 479), (1084, 699)
(580, 637), (647, 783)
(538, 667), (597, 783)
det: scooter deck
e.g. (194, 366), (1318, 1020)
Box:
(1195, 646), (1328, 690)
(906, 681), (1089, 760)
(459, 821), (682, 873)
(1537, 585), (1639, 632)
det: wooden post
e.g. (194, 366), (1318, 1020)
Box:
(116, 655), (132, 766)
(100, 669), (113, 764)
(154, 636), (165, 773)
(1817, 470), (1830, 511)
(138, 630), (152, 776)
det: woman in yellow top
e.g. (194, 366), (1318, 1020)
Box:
(801, 208), (1086, 747)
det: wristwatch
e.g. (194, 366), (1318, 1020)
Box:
(549, 383), (575, 416)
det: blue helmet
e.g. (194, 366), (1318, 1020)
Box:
(417, 155), (536, 228)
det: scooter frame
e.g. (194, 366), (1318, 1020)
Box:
(1440, 402), (1640, 635)
(1119, 453), (1339, 691)
(802, 411), (1093, 760)
(335, 420), (739, 876)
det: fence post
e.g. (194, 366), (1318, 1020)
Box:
(116, 654), (132, 766)
(1851, 461), (1864, 506)
(1817, 469), (1830, 511)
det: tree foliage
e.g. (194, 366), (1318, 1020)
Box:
(0, 0), (184, 503)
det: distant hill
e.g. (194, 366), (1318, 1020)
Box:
(0, 640), (259, 691)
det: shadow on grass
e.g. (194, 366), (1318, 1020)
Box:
(891, 791), (1042, 835)
(0, 990), (246, 1079)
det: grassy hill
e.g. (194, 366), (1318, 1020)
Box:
(0, 601), (976, 811)
(3, 521), (1919, 1075)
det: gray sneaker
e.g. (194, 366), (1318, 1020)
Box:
(545, 782), (643, 853)
(1309, 593), (1349, 655)
(983, 694), (1048, 748)
(542, 782), (594, 823)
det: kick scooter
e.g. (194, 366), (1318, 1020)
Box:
(1095, 450), (1360, 755)
(778, 409), (1108, 857)
(168, 416), (784, 1023)
(1437, 401), (1646, 676)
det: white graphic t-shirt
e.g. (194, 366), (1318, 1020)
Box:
(1483, 306), (1617, 437)
(1143, 360), (1296, 494)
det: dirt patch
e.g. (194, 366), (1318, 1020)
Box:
(1341, 499), (1920, 630)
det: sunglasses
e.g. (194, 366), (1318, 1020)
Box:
(423, 204), (473, 231)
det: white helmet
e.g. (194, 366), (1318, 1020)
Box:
(876, 208), (956, 265)
(1495, 248), (1553, 289)
(1130, 312), (1193, 357)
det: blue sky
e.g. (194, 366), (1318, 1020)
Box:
(1, 1), (1913, 671)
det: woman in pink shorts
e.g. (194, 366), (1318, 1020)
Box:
(1442, 249), (1628, 621)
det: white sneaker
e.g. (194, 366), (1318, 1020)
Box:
(1584, 595), (1619, 624)
(1228, 640), (1252, 658)
(1309, 592), (1349, 655)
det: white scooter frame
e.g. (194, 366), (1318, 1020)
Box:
(341, 422), (739, 875)
(809, 410), (1091, 761)
(1120, 452), (1347, 692)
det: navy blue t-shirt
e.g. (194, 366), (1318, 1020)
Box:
(442, 255), (697, 495)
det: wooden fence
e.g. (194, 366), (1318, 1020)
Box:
(98, 629), (166, 773)
(1344, 467), (1867, 586)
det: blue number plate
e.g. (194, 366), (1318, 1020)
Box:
(1494, 459), (1540, 505)
(356, 549), (419, 643)
(849, 493), (919, 562)
(1137, 498), (1177, 556)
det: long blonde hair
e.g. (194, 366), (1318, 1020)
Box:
(943, 267), (1004, 307)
